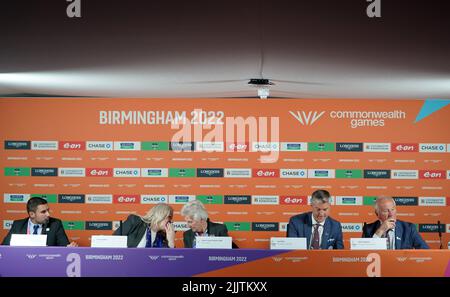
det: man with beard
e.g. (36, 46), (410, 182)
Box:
(2, 197), (77, 246)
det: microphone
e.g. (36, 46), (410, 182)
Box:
(120, 220), (123, 236)
(438, 220), (443, 249)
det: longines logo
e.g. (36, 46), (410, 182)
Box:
(396, 257), (408, 262)
(289, 111), (325, 126)
(149, 256), (160, 260)
(26, 254), (37, 259)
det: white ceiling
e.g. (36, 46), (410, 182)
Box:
(0, 0), (449, 99)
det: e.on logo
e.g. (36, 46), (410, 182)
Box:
(59, 141), (85, 150)
(280, 196), (307, 205)
(113, 195), (139, 203)
(392, 143), (418, 152)
(86, 168), (113, 177)
(253, 169), (280, 178)
(419, 170), (445, 179)
(226, 142), (249, 152)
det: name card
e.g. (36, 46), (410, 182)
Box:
(270, 237), (307, 250)
(10, 234), (47, 246)
(350, 238), (387, 250)
(195, 236), (232, 249)
(91, 235), (128, 248)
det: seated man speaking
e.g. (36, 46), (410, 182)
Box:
(2, 197), (77, 247)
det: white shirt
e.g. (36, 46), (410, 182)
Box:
(310, 216), (326, 248)
(373, 227), (395, 249)
(27, 219), (42, 235)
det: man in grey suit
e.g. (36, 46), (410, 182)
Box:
(2, 197), (77, 246)
(181, 200), (238, 248)
(287, 190), (344, 249)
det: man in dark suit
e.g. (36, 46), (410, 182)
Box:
(362, 196), (429, 249)
(287, 190), (344, 249)
(2, 197), (77, 246)
(181, 200), (238, 248)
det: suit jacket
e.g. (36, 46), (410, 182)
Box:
(362, 220), (429, 249)
(2, 217), (70, 246)
(113, 214), (170, 248)
(183, 219), (238, 248)
(287, 212), (344, 249)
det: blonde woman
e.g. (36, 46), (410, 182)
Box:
(113, 203), (175, 248)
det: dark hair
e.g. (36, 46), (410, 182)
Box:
(311, 190), (331, 204)
(27, 197), (48, 213)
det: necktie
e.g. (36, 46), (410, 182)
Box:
(33, 225), (39, 235)
(153, 232), (163, 248)
(311, 224), (320, 249)
(386, 230), (394, 250)
(145, 227), (152, 248)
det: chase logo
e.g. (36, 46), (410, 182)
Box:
(418, 224), (445, 233)
(169, 142), (195, 151)
(336, 143), (363, 152)
(141, 168), (168, 177)
(4, 193), (30, 203)
(31, 168), (58, 176)
(113, 168), (140, 177)
(85, 221), (112, 230)
(280, 142), (307, 152)
(4, 140), (31, 150)
(393, 197), (418, 206)
(252, 222), (279, 231)
(341, 223), (363, 233)
(196, 168), (224, 177)
(58, 194), (85, 203)
(363, 169), (390, 179)
(141, 195), (168, 204)
(251, 142), (280, 152)
(173, 222), (189, 231)
(280, 196), (307, 205)
(31, 141), (58, 150)
(3, 220), (14, 230)
(114, 141), (141, 151)
(289, 111), (325, 126)
(280, 169), (307, 178)
(419, 143), (446, 153)
(168, 195), (195, 204)
(224, 195), (251, 204)
(59, 141), (85, 150)
(86, 141), (113, 151)
(419, 170), (445, 179)
(113, 195), (139, 204)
